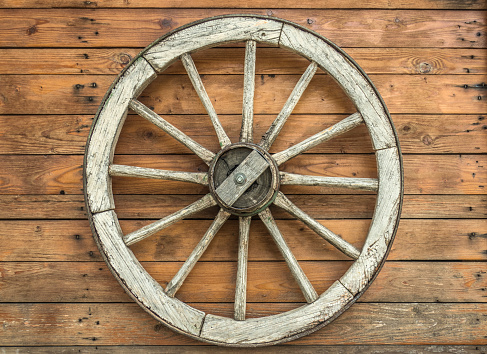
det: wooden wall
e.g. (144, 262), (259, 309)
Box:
(0, 1), (486, 352)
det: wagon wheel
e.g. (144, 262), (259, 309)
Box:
(84, 15), (403, 347)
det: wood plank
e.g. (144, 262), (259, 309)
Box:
(0, 114), (484, 155)
(1, 48), (485, 75)
(0, 154), (484, 195)
(0, 261), (485, 303)
(1, 74), (486, 115)
(2, 219), (486, 262)
(2, 346), (484, 354)
(0, 303), (485, 345)
(0, 9), (484, 48)
(0, 194), (484, 220)
(1, 0), (486, 9)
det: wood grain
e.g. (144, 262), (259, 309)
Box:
(0, 194), (483, 220)
(0, 303), (485, 345)
(0, 114), (484, 155)
(0, 9), (484, 48)
(0, 261), (485, 303)
(1, 48), (484, 75)
(1, 74), (486, 115)
(0, 154), (483, 195)
(2, 219), (486, 262)
(1, 0), (486, 9)
(2, 346), (484, 354)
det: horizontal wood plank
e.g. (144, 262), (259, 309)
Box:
(0, 114), (485, 155)
(1, 219), (486, 262)
(1, 48), (485, 75)
(0, 303), (485, 345)
(0, 154), (484, 195)
(0, 261), (485, 303)
(0, 9), (484, 48)
(0, 194), (484, 220)
(1, 0), (486, 9)
(1, 74), (486, 115)
(1, 346), (484, 354)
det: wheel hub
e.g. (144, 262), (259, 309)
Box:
(208, 142), (280, 216)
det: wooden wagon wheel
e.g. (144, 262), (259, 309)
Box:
(84, 15), (403, 346)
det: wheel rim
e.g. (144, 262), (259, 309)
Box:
(84, 15), (403, 346)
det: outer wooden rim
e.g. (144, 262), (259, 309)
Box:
(83, 15), (403, 347)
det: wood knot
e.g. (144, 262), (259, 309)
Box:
(419, 62), (432, 74)
(422, 135), (434, 146)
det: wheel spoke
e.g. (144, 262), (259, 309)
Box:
(129, 99), (215, 165)
(181, 53), (231, 148)
(109, 164), (208, 185)
(234, 216), (251, 321)
(272, 112), (364, 165)
(240, 40), (256, 143)
(280, 172), (378, 192)
(166, 209), (230, 297)
(259, 62), (318, 151)
(258, 208), (318, 303)
(274, 192), (360, 259)
(123, 193), (216, 246)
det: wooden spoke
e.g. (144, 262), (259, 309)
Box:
(181, 53), (231, 148)
(272, 112), (364, 165)
(166, 209), (231, 297)
(280, 172), (378, 192)
(109, 164), (208, 185)
(123, 193), (216, 246)
(259, 62), (318, 151)
(129, 99), (215, 165)
(240, 40), (257, 143)
(234, 216), (251, 321)
(258, 208), (318, 303)
(274, 192), (360, 259)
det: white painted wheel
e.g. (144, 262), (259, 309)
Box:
(84, 15), (403, 346)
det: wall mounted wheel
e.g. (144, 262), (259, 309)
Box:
(84, 14), (403, 347)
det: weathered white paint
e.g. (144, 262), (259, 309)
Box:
(200, 281), (353, 344)
(123, 194), (216, 246)
(259, 208), (318, 303)
(181, 53), (231, 148)
(166, 209), (230, 297)
(85, 15), (403, 347)
(274, 192), (361, 259)
(93, 210), (205, 336)
(85, 58), (156, 213)
(129, 99), (215, 165)
(109, 164), (208, 185)
(340, 147), (402, 295)
(144, 17), (282, 72)
(272, 112), (364, 166)
(280, 172), (378, 192)
(240, 40), (257, 143)
(279, 24), (396, 150)
(215, 150), (269, 206)
(259, 62), (318, 151)
(234, 216), (251, 321)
